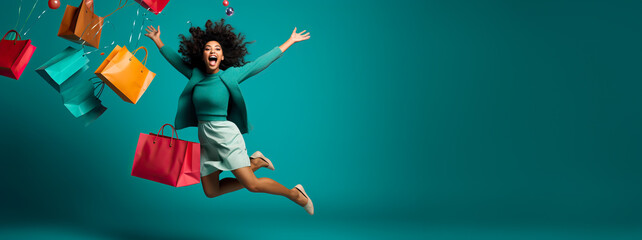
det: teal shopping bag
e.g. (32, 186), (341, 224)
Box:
(76, 80), (107, 126)
(78, 103), (107, 127)
(36, 46), (89, 92)
(60, 75), (106, 120)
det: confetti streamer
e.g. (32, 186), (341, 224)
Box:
(128, 5), (156, 49)
(23, 10), (47, 37)
(15, 0), (22, 30)
(83, 21), (116, 56)
(129, 8), (140, 44)
(134, 13), (152, 49)
(19, 0), (40, 34)
(79, 21), (105, 49)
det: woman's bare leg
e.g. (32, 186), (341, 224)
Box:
(232, 166), (308, 206)
(201, 157), (268, 198)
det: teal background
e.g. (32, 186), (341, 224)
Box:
(1, 0), (641, 239)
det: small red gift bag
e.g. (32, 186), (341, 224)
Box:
(135, 0), (170, 15)
(0, 30), (36, 80)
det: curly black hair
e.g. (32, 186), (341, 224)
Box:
(178, 19), (252, 71)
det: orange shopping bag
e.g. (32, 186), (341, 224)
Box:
(95, 45), (155, 104)
(57, 0), (127, 48)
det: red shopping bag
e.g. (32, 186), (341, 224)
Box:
(0, 30), (36, 80)
(134, 0), (170, 15)
(132, 124), (201, 187)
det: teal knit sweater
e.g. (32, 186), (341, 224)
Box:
(192, 71), (229, 121)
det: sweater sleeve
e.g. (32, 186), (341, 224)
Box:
(159, 45), (192, 79)
(229, 46), (283, 84)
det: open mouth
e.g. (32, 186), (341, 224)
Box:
(208, 55), (218, 66)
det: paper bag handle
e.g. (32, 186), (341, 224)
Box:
(81, 0), (128, 18)
(2, 30), (21, 45)
(153, 124), (178, 147)
(89, 77), (105, 98)
(104, 0), (129, 18)
(78, 0), (126, 40)
(131, 46), (149, 65)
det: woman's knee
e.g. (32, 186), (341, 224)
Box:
(201, 171), (222, 198)
(204, 189), (219, 198)
(232, 167), (262, 192)
(243, 182), (261, 193)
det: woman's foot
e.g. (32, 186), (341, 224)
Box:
(250, 157), (269, 169)
(250, 151), (275, 170)
(292, 188), (308, 206)
(293, 184), (314, 215)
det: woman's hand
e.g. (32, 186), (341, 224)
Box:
(144, 25), (164, 48)
(289, 27), (311, 43)
(279, 27), (310, 52)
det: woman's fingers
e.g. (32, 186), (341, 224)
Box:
(146, 25), (160, 33)
(146, 26), (156, 34)
(289, 27), (311, 42)
(144, 25), (161, 40)
(144, 25), (162, 40)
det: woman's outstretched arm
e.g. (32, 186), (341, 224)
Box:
(279, 27), (311, 52)
(144, 25), (192, 79)
(235, 27), (311, 83)
(145, 25), (165, 49)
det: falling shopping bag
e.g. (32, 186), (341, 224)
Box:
(76, 80), (107, 127)
(61, 77), (107, 125)
(132, 124), (201, 187)
(134, 0), (170, 15)
(77, 103), (107, 126)
(36, 46), (89, 92)
(0, 30), (36, 80)
(57, 0), (127, 48)
(57, 0), (104, 48)
(95, 45), (155, 104)
(61, 74), (101, 117)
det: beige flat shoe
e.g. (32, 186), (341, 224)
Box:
(294, 184), (314, 215)
(250, 151), (275, 171)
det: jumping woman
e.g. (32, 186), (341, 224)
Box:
(144, 19), (313, 215)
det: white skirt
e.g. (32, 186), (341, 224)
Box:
(197, 120), (250, 176)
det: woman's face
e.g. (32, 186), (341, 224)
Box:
(202, 41), (224, 73)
